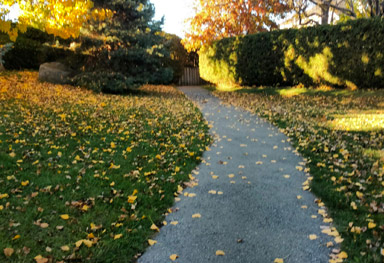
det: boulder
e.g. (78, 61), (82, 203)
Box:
(39, 62), (72, 84)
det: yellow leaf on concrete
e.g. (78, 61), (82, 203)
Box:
(216, 250), (225, 256)
(148, 239), (157, 246)
(274, 258), (284, 263)
(309, 234), (317, 240)
(192, 213), (201, 218)
(170, 221), (178, 225)
(170, 254), (178, 261)
(334, 236), (344, 243)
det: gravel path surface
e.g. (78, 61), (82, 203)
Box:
(138, 86), (333, 263)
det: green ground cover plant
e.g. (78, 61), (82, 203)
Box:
(212, 85), (384, 262)
(0, 71), (211, 262)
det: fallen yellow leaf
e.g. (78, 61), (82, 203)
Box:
(216, 250), (225, 256)
(128, 195), (137, 204)
(368, 222), (376, 229)
(150, 223), (159, 231)
(170, 254), (178, 261)
(148, 239), (157, 246)
(309, 234), (317, 240)
(192, 213), (201, 218)
(34, 255), (49, 263)
(170, 221), (178, 225)
(334, 236), (344, 243)
(338, 251), (348, 259)
(3, 248), (14, 257)
(75, 240), (83, 248)
(61, 245), (70, 251)
(60, 214), (69, 220)
(274, 258), (284, 263)
(114, 234), (122, 240)
(40, 223), (49, 228)
(83, 239), (93, 247)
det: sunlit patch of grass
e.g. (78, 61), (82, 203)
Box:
(328, 112), (384, 131)
(363, 149), (384, 162)
(0, 71), (211, 262)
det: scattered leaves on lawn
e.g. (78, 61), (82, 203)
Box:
(0, 72), (211, 262)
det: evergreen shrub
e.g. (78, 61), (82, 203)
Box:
(200, 18), (384, 89)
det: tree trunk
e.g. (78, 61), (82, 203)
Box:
(321, 3), (330, 24)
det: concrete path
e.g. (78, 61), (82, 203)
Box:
(139, 87), (333, 263)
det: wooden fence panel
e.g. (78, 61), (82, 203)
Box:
(178, 67), (206, 86)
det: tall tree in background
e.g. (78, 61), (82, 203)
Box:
(290, 0), (383, 26)
(74, 0), (174, 92)
(183, 0), (290, 51)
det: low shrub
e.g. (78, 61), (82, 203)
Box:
(72, 71), (137, 93)
(200, 18), (384, 89)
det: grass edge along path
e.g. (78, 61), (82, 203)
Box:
(211, 85), (384, 263)
(0, 71), (211, 263)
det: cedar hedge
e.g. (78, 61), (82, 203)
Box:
(200, 18), (384, 89)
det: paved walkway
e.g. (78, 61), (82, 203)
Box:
(139, 87), (333, 263)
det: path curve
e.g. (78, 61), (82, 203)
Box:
(139, 86), (333, 263)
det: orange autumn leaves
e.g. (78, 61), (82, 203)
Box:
(0, 71), (210, 262)
(183, 0), (290, 51)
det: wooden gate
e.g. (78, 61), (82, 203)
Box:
(178, 67), (206, 86)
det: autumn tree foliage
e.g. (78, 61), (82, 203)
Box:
(183, 0), (290, 51)
(0, 0), (111, 41)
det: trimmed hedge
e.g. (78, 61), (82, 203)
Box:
(200, 18), (384, 89)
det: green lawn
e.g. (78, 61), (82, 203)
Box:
(0, 71), (211, 262)
(213, 85), (384, 263)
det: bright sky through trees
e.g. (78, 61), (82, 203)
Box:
(151, 0), (195, 37)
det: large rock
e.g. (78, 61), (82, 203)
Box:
(39, 62), (72, 84)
